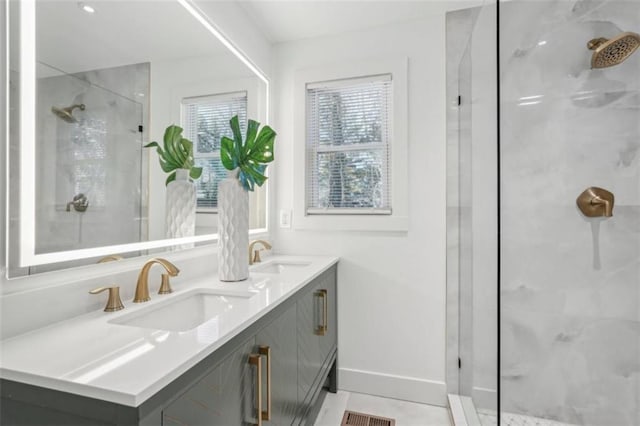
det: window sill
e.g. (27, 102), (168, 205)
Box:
(293, 212), (408, 232)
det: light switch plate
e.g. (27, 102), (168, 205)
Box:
(279, 209), (291, 228)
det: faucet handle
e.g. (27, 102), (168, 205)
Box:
(97, 255), (124, 263)
(252, 249), (263, 264)
(90, 286), (124, 312)
(158, 273), (173, 295)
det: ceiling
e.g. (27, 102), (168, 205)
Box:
(34, 1), (234, 75)
(237, 0), (484, 44)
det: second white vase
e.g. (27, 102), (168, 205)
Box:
(165, 169), (196, 239)
(218, 170), (249, 281)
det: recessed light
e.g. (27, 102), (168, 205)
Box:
(78, 2), (95, 13)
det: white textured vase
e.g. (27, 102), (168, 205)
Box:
(165, 169), (196, 239)
(218, 170), (249, 281)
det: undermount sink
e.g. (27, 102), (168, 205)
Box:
(110, 289), (254, 332)
(251, 260), (311, 274)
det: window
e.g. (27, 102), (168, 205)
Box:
(182, 92), (247, 211)
(306, 75), (392, 215)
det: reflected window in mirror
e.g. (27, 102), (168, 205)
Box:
(182, 92), (248, 212)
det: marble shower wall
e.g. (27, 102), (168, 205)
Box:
(500, 1), (640, 424)
(8, 62), (150, 275)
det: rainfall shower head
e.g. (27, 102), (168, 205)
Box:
(588, 31), (640, 68)
(51, 103), (85, 123)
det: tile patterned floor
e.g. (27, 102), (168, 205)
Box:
(477, 409), (575, 426)
(314, 391), (452, 426)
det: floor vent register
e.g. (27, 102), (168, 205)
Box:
(341, 410), (396, 426)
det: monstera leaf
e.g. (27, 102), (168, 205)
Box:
(220, 115), (276, 191)
(145, 125), (202, 186)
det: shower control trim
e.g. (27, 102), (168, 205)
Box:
(66, 193), (89, 213)
(577, 187), (614, 218)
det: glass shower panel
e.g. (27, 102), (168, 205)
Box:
(446, 1), (498, 423)
(500, 0), (640, 424)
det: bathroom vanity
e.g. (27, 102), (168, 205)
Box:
(0, 256), (338, 426)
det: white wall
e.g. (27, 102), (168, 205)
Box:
(272, 17), (450, 405)
(194, 0), (272, 79)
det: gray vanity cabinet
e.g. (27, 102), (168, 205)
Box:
(296, 267), (337, 416)
(255, 304), (298, 425)
(162, 336), (259, 426)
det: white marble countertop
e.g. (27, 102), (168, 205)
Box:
(0, 255), (338, 407)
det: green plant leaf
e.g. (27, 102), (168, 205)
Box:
(145, 141), (180, 169)
(229, 115), (243, 161)
(190, 166), (203, 180)
(240, 163), (267, 191)
(145, 125), (199, 186)
(220, 136), (237, 171)
(219, 115), (276, 191)
(243, 119), (260, 156)
(180, 138), (194, 168)
(159, 157), (176, 173)
(163, 126), (181, 164)
(247, 125), (275, 164)
(165, 170), (177, 186)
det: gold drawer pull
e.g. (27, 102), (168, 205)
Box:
(248, 354), (262, 426)
(258, 346), (271, 421)
(316, 289), (328, 336)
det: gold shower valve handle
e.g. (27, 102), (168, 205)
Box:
(577, 187), (614, 218)
(89, 286), (125, 312)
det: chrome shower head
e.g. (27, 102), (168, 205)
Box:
(588, 31), (640, 68)
(51, 103), (85, 123)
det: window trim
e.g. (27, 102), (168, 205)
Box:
(293, 57), (409, 231)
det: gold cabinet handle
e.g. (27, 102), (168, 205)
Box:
(89, 286), (124, 312)
(258, 346), (271, 421)
(248, 354), (262, 426)
(315, 289), (328, 336)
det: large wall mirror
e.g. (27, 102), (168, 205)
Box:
(7, 0), (269, 277)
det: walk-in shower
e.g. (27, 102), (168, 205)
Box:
(447, 0), (639, 425)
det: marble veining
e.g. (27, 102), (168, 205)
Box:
(500, 0), (639, 424)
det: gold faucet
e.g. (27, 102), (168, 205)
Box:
(249, 240), (272, 265)
(134, 258), (180, 303)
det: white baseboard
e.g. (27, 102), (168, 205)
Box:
(338, 367), (448, 407)
(472, 386), (497, 411)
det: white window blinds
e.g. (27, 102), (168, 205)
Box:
(306, 74), (392, 215)
(182, 91), (247, 210)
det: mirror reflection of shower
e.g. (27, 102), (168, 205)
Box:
(51, 103), (85, 123)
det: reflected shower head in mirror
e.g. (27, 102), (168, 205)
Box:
(51, 103), (85, 123)
(588, 32), (640, 68)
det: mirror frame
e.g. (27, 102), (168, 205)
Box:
(11, 0), (270, 269)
